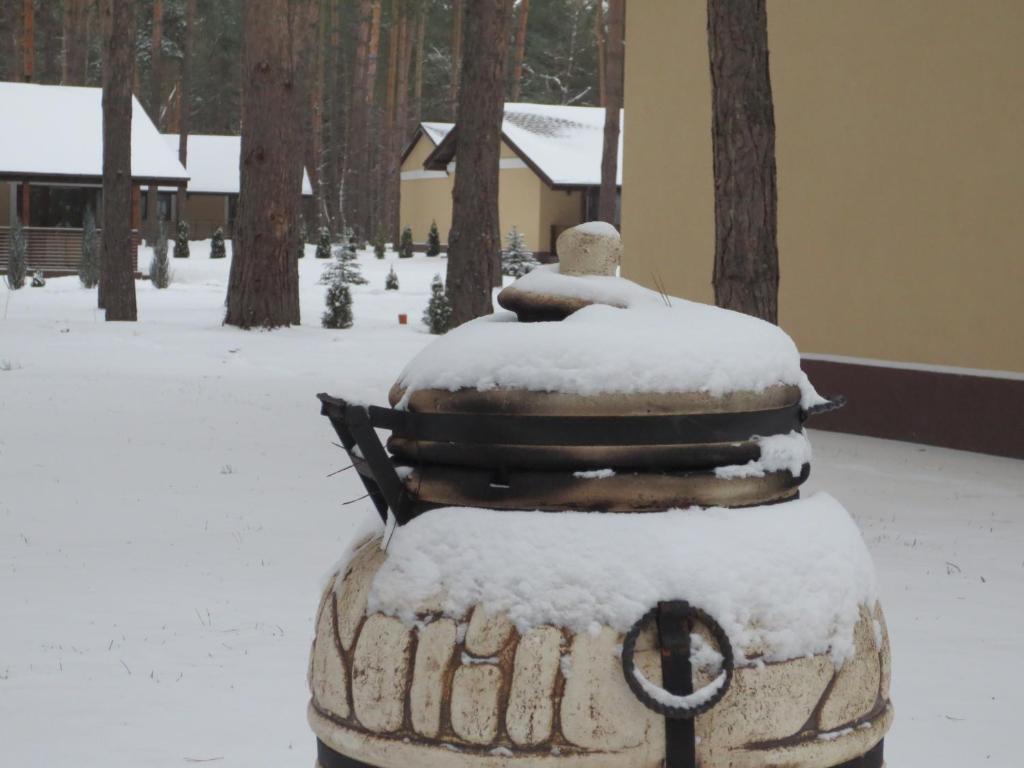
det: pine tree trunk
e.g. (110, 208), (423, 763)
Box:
(707, 0), (779, 324)
(594, 0), (605, 107)
(21, 0), (34, 82)
(446, 0), (509, 327)
(449, 0), (463, 120)
(177, 0), (195, 226)
(62, 0), (90, 85)
(597, 0), (623, 224)
(225, 0), (313, 329)
(100, 0), (137, 321)
(345, 0), (372, 239)
(325, 0), (344, 231)
(411, 1), (426, 129)
(509, 0), (529, 101)
(306, 0), (326, 230)
(150, 0), (164, 126)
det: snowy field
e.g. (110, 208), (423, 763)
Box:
(1, 244), (1022, 767)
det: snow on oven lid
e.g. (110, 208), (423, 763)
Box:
(363, 492), (877, 666)
(396, 270), (825, 409)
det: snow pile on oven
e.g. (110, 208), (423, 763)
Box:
(396, 267), (827, 410)
(361, 492), (877, 666)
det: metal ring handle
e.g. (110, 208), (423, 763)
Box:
(621, 604), (735, 719)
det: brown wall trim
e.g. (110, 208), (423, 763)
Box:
(802, 358), (1024, 460)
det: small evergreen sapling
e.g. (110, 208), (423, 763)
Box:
(426, 220), (442, 256)
(79, 208), (100, 288)
(372, 226), (386, 259)
(422, 274), (452, 334)
(297, 217), (307, 258)
(210, 227), (227, 258)
(315, 227), (332, 259)
(6, 217), (27, 290)
(173, 220), (190, 258)
(385, 265), (399, 290)
(149, 222), (171, 288)
(502, 225), (539, 278)
(399, 226), (414, 258)
(322, 281), (353, 329)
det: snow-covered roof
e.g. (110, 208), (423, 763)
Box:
(0, 82), (188, 183)
(421, 121), (453, 146)
(420, 103), (624, 189)
(162, 134), (313, 196)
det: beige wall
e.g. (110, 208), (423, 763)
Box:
(400, 134), (586, 254)
(622, 0), (1024, 373)
(181, 193), (228, 239)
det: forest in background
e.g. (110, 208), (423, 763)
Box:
(0, 0), (610, 242)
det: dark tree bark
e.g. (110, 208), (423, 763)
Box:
(225, 0), (314, 329)
(411, 0), (426, 129)
(597, 0), (623, 224)
(62, 0), (91, 85)
(21, 0), (34, 82)
(324, 0), (344, 231)
(150, 0), (164, 125)
(707, 0), (779, 323)
(100, 0), (137, 321)
(449, 0), (463, 120)
(509, 0), (529, 101)
(594, 0), (605, 107)
(176, 0), (196, 226)
(344, 0), (379, 240)
(305, 0), (325, 229)
(446, 0), (509, 327)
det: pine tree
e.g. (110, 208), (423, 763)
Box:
(426, 219), (442, 256)
(296, 218), (307, 259)
(210, 227), (227, 258)
(315, 226), (332, 259)
(385, 264), (399, 290)
(149, 222), (171, 288)
(399, 226), (414, 258)
(372, 226), (386, 259)
(502, 225), (539, 278)
(318, 236), (367, 287)
(173, 220), (190, 258)
(322, 281), (353, 329)
(79, 208), (99, 288)
(6, 217), (27, 290)
(422, 274), (452, 334)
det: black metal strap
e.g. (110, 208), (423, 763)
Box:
(315, 737), (883, 768)
(659, 601), (697, 768)
(367, 403), (803, 446)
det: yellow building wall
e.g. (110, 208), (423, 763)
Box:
(400, 133), (586, 254)
(622, 0), (1024, 373)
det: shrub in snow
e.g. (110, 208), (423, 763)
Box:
(79, 208), (100, 288)
(149, 223), (171, 288)
(210, 227), (226, 259)
(385, 265), (399, 290)
(5, 217), (27, 290)
(31, 270), (45, 287)
(173, 220), (190, 258)
(319, 232), (367, 288)
(422, 274), (452, 335)
(502, 225), (539, 278)
(315, 227), (332, 259)
(427, 220), (442, 256)
(372, 227), (386, 260)
(399, 226), (414, 258)
(322, 282), (353, 329)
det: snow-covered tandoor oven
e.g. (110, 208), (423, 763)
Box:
(308, 223), (892, 768)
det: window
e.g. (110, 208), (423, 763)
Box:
(17, 185), (101, 228)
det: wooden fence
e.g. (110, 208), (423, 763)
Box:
(0, 227), (139, 276)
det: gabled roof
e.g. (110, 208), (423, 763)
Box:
(162, 134), (313, 196)
(0, 82), (188, 184)
(420, 103), (623, 189)
(400, 121), (455, 164)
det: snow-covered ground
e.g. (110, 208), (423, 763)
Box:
(1, 246), (1022, 767)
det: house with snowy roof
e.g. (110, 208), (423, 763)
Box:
(0, 82), (188, 276)
(161, 134), (313, 240)
(400, 103), (623, 258)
